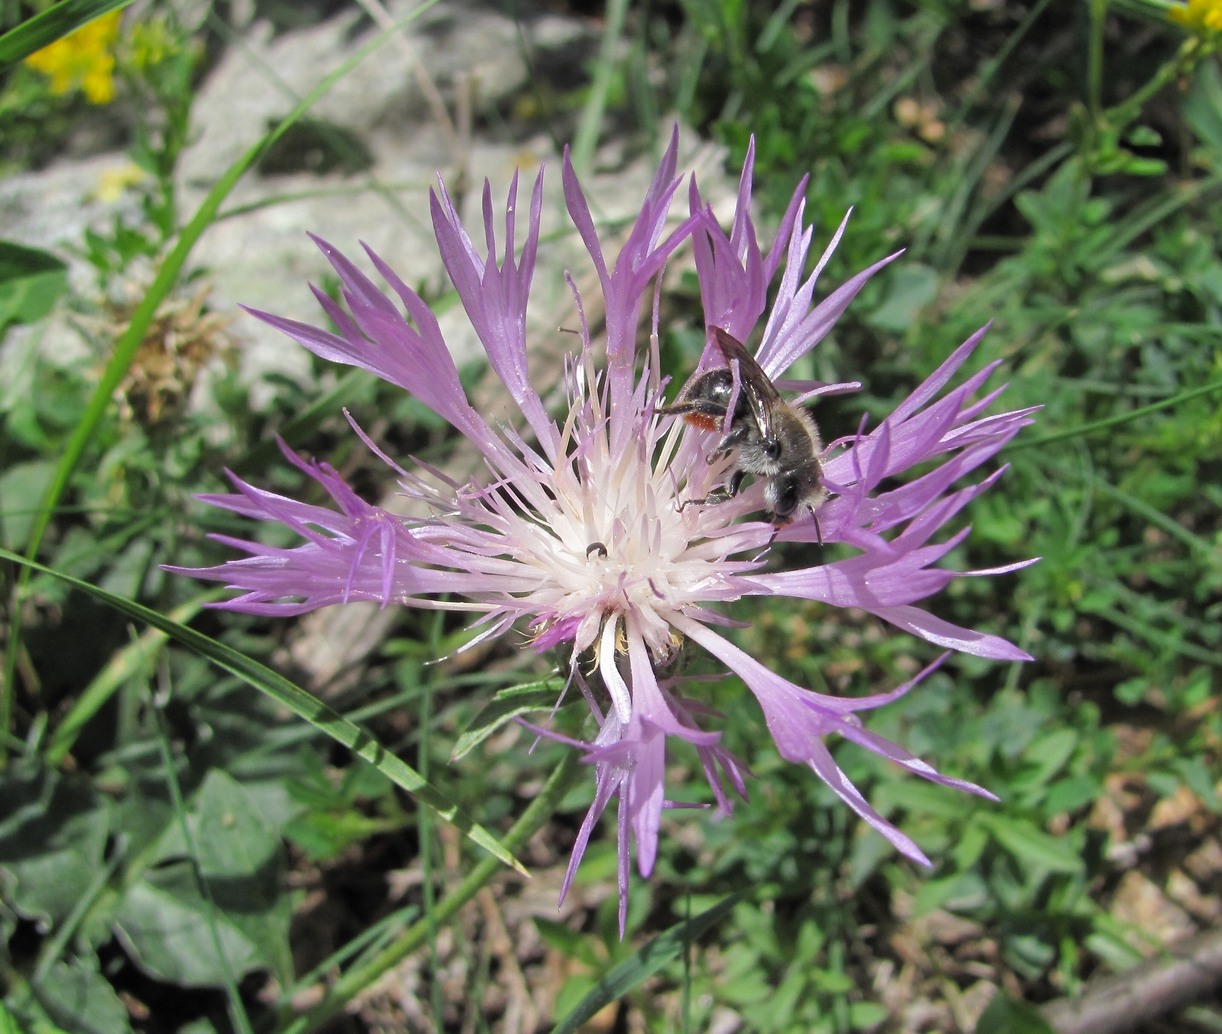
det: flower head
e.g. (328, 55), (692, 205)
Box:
(1170, 0), (1222, 34)
(173, 129), (1035, 934)
(24, 11), (123, 105)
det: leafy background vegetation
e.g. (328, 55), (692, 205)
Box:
(1, 0), (1219, 1031)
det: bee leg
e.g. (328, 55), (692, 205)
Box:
(788, 506), (826, 559)
(765, 505), (823, 551)
(708, 425), (750, 462)
(678, 469), (747, 511)
(656, 399), (726, 421)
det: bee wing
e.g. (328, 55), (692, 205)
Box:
(710, 327), (782, 440)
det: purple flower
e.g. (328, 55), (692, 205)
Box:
(173, 128), (1035, 934)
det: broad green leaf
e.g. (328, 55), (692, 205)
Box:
(848, 1002), (889, 1027)
(0, 241), (68, 330)
(865, 263), (939, 332)
(150, 773), (278, 879)
(1174, 755), (1221, 809)
(1184, 60), (1222, 163)
(0, 546), (524, 875)
(976, 993), (1055, 1034)
(149, 771), (293, 984)
(549, 891), (747, 1034)
(552, 975), (597, 1026)
(113, 863), (263, 988)
(1042, 774), (1101, 815)
(0, 1003), (25, 1034)
(811, 967), (853, 993)
(23, 958), (131, 1034)
(0, 461), (56, 553)
(451, 679), (565, 761)
(0, 763), (109, 926)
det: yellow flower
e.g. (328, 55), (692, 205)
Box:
(92, 161), (149, 204)
(24, 11), (123, 104)
(1170, 0), (1222, 32)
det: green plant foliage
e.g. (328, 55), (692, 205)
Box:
(0, 242), (67, 331)
(3, 0), (1221, 1029)
(282, 749), (408, 862)
(450, 678), (568, 761)
(549, 891), (746, 1034)
(0, 762), (109, 930)
(15, 958), (131, 1034)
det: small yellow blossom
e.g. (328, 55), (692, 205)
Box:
(1170, 0), (1222, 32)
(93, 162), (150, 204)
(24, 11), (123, 105)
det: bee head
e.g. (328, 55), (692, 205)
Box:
(766, 466), (825, 525)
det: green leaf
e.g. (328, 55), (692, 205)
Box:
(1173, 755), (1221, 810)
(0, 0), (133, 68)
(0, 763), (109, 927)
(451, 679), (565, 761)
(848, 1002), (889, 1027)
(975, 992), (1055, 1034)
(1184, 60), (1222, 163)
(979, 814), (1084, 875)
(284, 810), (399, 862)
(0, 546), (524, 876)
(1022, 727), (1079, 789)
(22, 957), (132, 1034)
(110, 771), (295, 987)
(865, 263), (939, 332)
(549, 891), (747, 1034)
(533, 916), (601, 968)
(113, 863), (264, 988)
(1115, 155), (1168, 177)
(0, 462), (56, 554)
(1042, 774), (1102, 815)
(0, 1003), (20, 1034)
(0, 241), (68, 331)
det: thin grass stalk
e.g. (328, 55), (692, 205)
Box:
(283, 749), (582, 1034)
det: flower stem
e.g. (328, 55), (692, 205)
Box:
(1010, 377), (1222, 450)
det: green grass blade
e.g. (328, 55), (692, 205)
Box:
(45, 593), (222, 765)
(570, 0), (630, 175)
(284, 750), (581, 1034)
(150, 702), (255, 1034)
(1011, 377), (1222, 451)
(549, 890), (748, 1034)
(0, 0), (132, 67)
(0, 546), (525, 875)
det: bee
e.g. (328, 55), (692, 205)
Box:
(659, 327), (826, 530)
